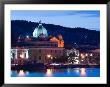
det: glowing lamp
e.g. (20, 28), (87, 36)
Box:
(20, 53), (24, 59)
(80, 54), (85, 59)
(85, 53), (88, 56)
(18, 70), (25, 76)
(90, 53), (93, 56)
(26, 35), (29, 38)
(47, 54), (51, 58)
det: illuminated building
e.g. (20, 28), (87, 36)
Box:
(79, 49), (100, 65)
(50, 35), (64, 48)
(66, 48), (79, 64)
(33, 21), (48, 38)
(11, 21), (64, 64)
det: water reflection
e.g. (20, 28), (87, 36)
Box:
(67, 68), (71, 73)
(11, 68), (99, 77)
(74, 68), (80, 74)
(18, 70), (25, 76)
(17, 70), (29, 77)
(80, 68), (86, 76)
(45, 69), (53, 77)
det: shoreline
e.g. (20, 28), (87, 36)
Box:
(11, 63), (100, 71)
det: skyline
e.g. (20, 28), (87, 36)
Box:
(11, 10), (100, 31)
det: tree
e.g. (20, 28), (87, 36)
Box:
(66, 48), (79, 64)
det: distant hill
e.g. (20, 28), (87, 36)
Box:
(11, 20), (100, 51)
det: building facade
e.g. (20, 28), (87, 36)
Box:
(11, 21), (65, 64)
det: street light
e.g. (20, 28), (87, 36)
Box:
(80, 53), (85, 59)
(51, 57), (53, 59)
(85, 53), (88, 57)
(81, 60), (83, 61)
(47, 54), (51, 58)
(90, 53), (93, 56)
(20, 53), (24, 59)
(26, 35), (29, 38)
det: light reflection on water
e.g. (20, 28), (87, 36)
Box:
(45, 69), (53, 77)
(80, 68), (86, 76)
(11, 68), (100, 77)
(17, 70), (29, 77)
(18, 70), (25, 76)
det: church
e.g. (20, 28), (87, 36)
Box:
(11, 21), (65, 64)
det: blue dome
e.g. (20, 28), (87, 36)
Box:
(33, 22), (48, 38)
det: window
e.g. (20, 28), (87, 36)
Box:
(12, 53), (15, 59)
(51, 50), (52, 53)
(55, 50), (57, 53)
(39, 49), (41, 53)
(25, 53), (26, 58)
(39, 56), (41, 60)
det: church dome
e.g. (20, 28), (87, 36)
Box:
(33, 21), (48, 38)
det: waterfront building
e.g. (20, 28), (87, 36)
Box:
(11, 21), (64, 64)
(79, 49), (100, 65)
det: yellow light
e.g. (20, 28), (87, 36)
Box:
(90, 53), (93, 56)
(51, 57), (53, 59)
(80, 68), (86, 76)
(80, 54), (85, 59)
(45, 69), (53, 77)
(20, 53), (24, 59)
(18, 70), (25, 76)
(47, 54), (51, 58)
(85, 53), (88, 56)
